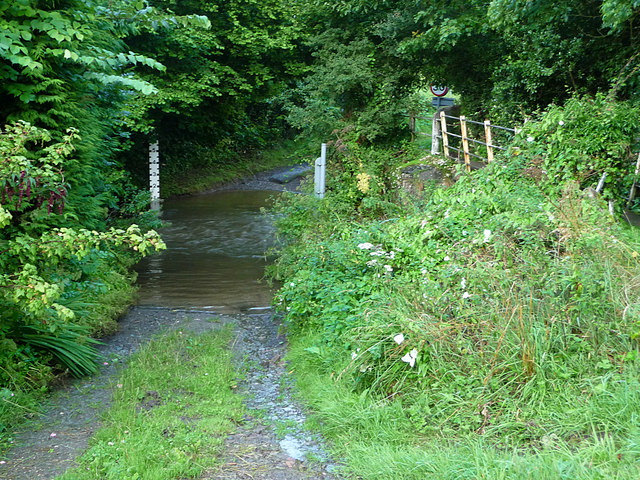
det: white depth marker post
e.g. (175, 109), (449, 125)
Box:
(149, 141), (160, 210)
(315, 143), (327, 199)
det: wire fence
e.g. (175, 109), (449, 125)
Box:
(408, 111), (640, 211)
(409, 112), (518, 172)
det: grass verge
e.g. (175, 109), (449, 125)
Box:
(268, 124), (640, 478)
(289, 332), (640, 479)
(57, 326), (243, 480)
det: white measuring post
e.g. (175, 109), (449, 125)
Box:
(149, 141), (161, 210)
(315, 143), (327, 199)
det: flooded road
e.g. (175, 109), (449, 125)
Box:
(135, 190), (280, 313)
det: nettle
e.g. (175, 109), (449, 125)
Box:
(512, 94), (640, 201)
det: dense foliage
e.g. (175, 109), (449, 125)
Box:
(120, 0), (305, 187)
(270, 105), (640, 476)
(0, 0), (179, 446)
(285, 0), (640, 140)
(0, 122), (165, 445)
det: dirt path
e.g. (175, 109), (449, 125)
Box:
(0, 166), (339, 480)
(204, 311), (337, 479)
(1, 309), (338, 480)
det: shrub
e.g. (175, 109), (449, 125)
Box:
(511, 94), (640, 203)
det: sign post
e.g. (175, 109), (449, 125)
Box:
(430, 84), (449, 155)
(149, 141), (160, 210)
(430, 84), (449, 110)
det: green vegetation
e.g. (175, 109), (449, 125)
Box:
(162, 137), (320, 196)
(0, 122), (164, 452)
(269, 102), (640, 478)
(0, 0), (300, 451)
(57, 326), (243, 480)
(287, 0), (640, 136)
(2, 0), (640, 477)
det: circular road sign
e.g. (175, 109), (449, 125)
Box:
(430, 84), (449, 97)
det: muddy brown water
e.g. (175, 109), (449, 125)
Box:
(135, 190), (280, 313)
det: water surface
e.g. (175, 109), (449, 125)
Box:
(135, 190), (280, 313)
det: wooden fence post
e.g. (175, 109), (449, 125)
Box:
(484, 120), (494, 163)
(440, 111), (450, 160)
(627, 152), (640, 208)
(460, 115), (471, 172)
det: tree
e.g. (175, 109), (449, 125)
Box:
(287, 0), (640, 137)
(121, 0), (304, 177)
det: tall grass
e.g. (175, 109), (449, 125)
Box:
(270, 145), (640, 478)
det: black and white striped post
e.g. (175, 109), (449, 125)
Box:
(149, 141), (160, 210)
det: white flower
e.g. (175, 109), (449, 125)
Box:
(462, 292), (471, 299)
(384, 265), (393, 273)
(290, 282), (295, 287)
(483, 229), (491, 242)
(393, 333), (405, 344)
(370, 250), (385, 257)
(527, 136), (535, 143)
(421, 268), (427, 275)
(366, 259), (378, 266)
(558, 120), (564, 126)
(358, 242), (374, 250)
(107, 441), (115, 446)
(444, 255), (450, 261)
(461, 278), (467, 289)
(401, 349), (418, 367)
(351, 351), (358, 360)
(387, 251), (396, 259)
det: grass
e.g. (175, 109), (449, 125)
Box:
(269, 135), (640, 479)
(288, 333), (640, 480)
(56, 326), (244, 480)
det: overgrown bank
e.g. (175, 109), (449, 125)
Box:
(269, 99), (640, 478)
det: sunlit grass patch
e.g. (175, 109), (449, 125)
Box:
(57, 326), (243, 480)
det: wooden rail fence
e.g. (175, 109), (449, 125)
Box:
(409, 112), (517, 172)
(409, 111), (640, 211)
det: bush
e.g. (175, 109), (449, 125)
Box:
(511, 94), (640, 203)
(269, 137), (640, 472)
